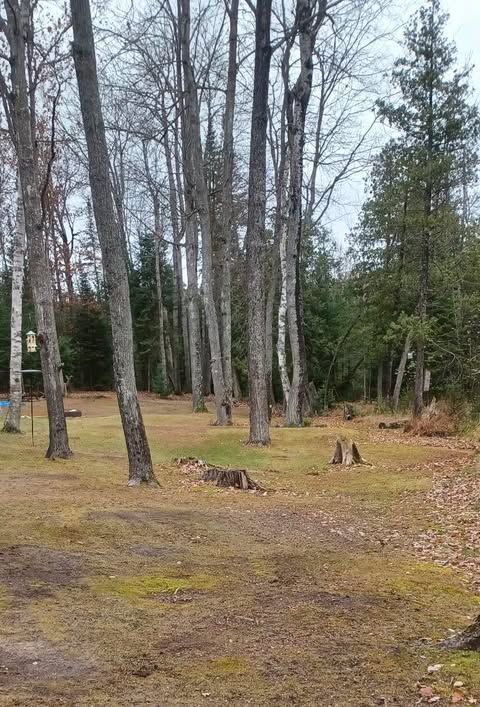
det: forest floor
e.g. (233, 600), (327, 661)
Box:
(1, 395), (480, 706)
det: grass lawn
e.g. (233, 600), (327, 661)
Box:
(0, 394), (479, 706)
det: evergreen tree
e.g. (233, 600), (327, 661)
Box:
(376, 0), (478, 413)
(69, 278), (113, 390)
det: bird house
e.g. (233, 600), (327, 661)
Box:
(26, 331), (37, 353)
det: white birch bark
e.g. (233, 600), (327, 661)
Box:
(3, 180), (25, 433)
(276, 162), (291, 406)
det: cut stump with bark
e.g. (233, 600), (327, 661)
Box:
(330, 437), (370, 466)
(442, 615), (480, 651)
(176, 457), (265, 491)
(201, 466), (264, 490)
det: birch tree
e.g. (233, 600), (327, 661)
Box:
(0, 0), (72, 458)
(3, 180), (24, 433)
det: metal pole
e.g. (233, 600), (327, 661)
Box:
(30, 376), (34, 446)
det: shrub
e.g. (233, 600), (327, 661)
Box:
(152, 363), (171, 398)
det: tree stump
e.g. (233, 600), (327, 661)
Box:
(343, 404), (355, 420)
(330, 437), (369, 466)
(176, 457), (264, 491)
(442, 615), (480, 651)
(201, 466), (264, 491)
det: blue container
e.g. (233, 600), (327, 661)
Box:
(0, 401), (10, 408)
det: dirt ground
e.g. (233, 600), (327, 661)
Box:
(1, 394), (480, 706)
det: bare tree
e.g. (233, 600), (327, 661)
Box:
(0, 0), (72, 458)
(142, 142), (168, 386)
(70, 0), (157, 485)
(3, 179), (24, 433)
(245, 0), (273, 445)
(174, 7), (206, 413)
(218, 0), (239, 408)
(178, 0), (231, 425)
(392, 331), (411, 412)
(282, 0), (328, 426)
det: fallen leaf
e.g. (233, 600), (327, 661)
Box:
(453, 682), (464, 688)
(420, 686), (435, 698)
(452, 692), (465, 704)
(428, 664), (444, 674)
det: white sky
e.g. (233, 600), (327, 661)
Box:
(330, 0), (480, 245)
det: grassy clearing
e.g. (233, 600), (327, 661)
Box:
(0, 395), (478, 705)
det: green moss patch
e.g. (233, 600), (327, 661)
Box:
(90, 572), (219, 599)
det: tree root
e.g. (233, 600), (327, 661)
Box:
(442, 615), (480, 651)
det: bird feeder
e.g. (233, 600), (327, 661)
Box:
(26, 331), (37, 353)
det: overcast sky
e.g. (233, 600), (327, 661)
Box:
(330, 0), (480, 246)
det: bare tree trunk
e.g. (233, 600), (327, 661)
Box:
(185, 213), (206, 411)
(3, 0), (72, 459)
(178, 0), (230, 425)
(3, 180), (25, 433)
(201, 311), (212, 397)
(233, 366), (242, 400)
(265, 235), (278, 412)
(266, 57), (289, 413)
(54, 206), (75, 303)
(86, 198), (102, 295)
(161, 94), (183, 393)
(376, 359), (383, 406)
(175, 17), (205, 413)
(245, 0), (272, 445)
(393, 331), (411, 412)
(71, 0), (156, 485)
(171, 76), (191, 391)
(153, 196), (167, 379)
(218, 0), (239, 423)
(284, 0), (326, 427)
(277, 163), (290, 407)
(414, 281), (427, 418)
(163, 306), (175, 390)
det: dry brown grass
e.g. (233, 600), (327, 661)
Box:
(0, 395), (479, 706)
(404, 412), (459, 438)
